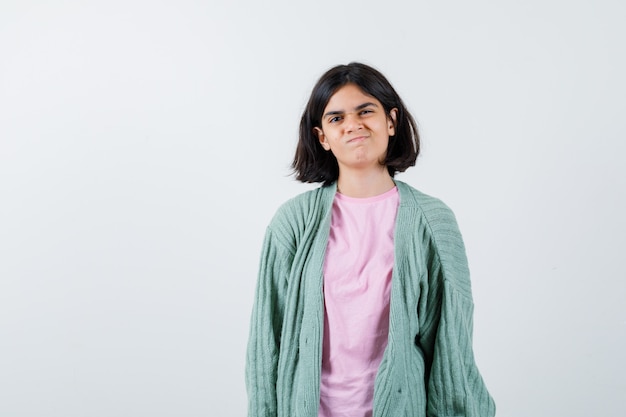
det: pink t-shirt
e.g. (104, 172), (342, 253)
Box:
(319, 186), (399, 417)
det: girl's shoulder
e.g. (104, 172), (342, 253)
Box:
(272, 184), (334, 221)
(395, 180), (463, 239)
(266, 184), (336, 244)
(395, 180), (455, 216)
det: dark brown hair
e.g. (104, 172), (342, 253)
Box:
(292, 62), (419, 185)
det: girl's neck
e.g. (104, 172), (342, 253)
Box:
(336, 168), (395, 198)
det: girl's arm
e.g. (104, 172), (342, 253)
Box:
(418, 210), (496, 417)
(245, 227), (291, 417)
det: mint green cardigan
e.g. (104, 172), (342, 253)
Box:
(246, 180), (495, 417)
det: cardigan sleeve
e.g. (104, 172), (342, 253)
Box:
(245, 226), (293, 417)
(418, 209), (496, 417)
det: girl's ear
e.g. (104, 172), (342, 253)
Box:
(315, 127), (331, 151)
(388, 108), (397, 136)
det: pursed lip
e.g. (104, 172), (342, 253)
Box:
(346, 135), (368, 143)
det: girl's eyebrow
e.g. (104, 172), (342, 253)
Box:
(323, 102), (379, 118)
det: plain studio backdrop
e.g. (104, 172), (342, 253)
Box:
(1, 0), (625, 416)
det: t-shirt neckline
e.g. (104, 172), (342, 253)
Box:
(335, 186), (398, 204)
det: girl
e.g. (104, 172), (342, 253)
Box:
(246, 63), (495, 417)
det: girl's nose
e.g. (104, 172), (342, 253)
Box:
(344, 113), (362, 132)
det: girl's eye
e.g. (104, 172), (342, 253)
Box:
(329, 116), (342, 123)
(360, 109), (373, 115)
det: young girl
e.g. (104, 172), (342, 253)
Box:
(246, 63), (495, 417)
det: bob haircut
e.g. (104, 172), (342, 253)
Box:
(293, 62), (419, 185)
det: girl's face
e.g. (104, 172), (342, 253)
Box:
(315, 83), (396, 176)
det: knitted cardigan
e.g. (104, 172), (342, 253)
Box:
(246, 180), (495, 417)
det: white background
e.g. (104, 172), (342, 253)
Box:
(1, 1), (625, 416)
